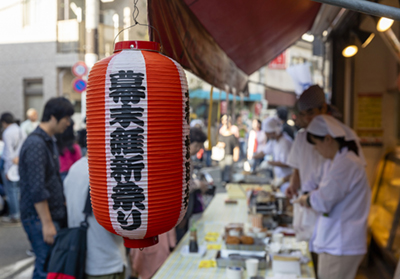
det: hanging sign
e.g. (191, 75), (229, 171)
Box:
(72, 61), (88, 77)
(72, 78), (87, 93)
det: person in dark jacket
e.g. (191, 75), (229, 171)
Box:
(19, 97), (74, 279)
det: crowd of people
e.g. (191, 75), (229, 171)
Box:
(0, 84), (371, 279)
(0, 98), (208, 279)
(191, 103), (296, 190)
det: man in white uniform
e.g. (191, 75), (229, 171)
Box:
(253, 116), (292, 192)
(287, 85), (365, 199)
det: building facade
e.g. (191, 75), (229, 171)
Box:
(0, 0), (147, 126)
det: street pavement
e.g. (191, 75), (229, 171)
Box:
(13, 265), (34, 279)
(0, 221), (33, 279)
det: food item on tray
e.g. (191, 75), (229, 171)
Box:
(225, 223), (244, 236)
(256, 191), (275, 203)
(273, 255), (300, 261)
(240, 235), (254, 245)
(226, 236), (241, 245)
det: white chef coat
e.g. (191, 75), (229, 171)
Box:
(262, 132), (293, 179)
(287, 129), (326, 192)
(310, 148), (370, 256)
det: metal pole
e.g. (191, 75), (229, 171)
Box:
(378, 29), (400, 64)
(232, 88), (237, 124)
(207, 87), (213, 151)
(216, 90), (222, 143)
(344, 58), (352, 126)
(311, 0), (400, 22)
(225, 87), (230, 116)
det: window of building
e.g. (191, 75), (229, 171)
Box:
(24, 79), (44, 121)
(23, 0), (48, 27)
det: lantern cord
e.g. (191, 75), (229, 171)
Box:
(112, 0), (164, 52)
(139, 248), (144, 251)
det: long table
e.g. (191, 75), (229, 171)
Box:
(153, 193), (315, 279)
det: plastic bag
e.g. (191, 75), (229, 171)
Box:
(211, 146), (225, 161)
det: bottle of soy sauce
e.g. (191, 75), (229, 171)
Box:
(189, 227), (199, 253)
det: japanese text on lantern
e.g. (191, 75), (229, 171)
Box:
(109, 70), (146, 231)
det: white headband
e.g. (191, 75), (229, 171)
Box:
(307, 115), (346, 138)
(262, 116), (283, 135)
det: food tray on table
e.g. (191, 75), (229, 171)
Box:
(226, 183), (273, 199)
(215, 250), (267, 269)
(226, 237), (266, 251)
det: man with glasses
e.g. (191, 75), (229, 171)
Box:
(19, 97), (74, 279)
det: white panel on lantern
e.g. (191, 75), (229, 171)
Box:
(105, 50), (149, 240)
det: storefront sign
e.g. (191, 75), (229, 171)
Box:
(356, 92), (383, 145)
(268, 51), (287, 69)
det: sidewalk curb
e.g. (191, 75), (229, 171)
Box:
(0, 257), (35, 279)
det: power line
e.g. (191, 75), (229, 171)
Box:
(0, 1), (24, 13)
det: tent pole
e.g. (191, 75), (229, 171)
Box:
(207, 87), (213, 151)
(311, 0), (400, 21)
(216, 90), (222, 143)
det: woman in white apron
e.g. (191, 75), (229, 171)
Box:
(296, 115), (370, 279)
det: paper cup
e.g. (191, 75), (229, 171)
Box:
(256, 231), (267, 239)
(245, 259), (259, 277)
(226, 266), (243, 279)
(272, 233), (284, 243)
(251, 214), (263, 229)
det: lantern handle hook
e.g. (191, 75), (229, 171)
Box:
(113, 0), (164, 52)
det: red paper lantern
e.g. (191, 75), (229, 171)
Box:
(86, 41), (190, 248)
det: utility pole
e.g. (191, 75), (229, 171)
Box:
(83, 0), (99, 120)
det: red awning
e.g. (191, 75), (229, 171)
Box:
(148, 0), (321, 94)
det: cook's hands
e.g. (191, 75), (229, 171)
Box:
(42, 221), (57, 245)
(293, 194), (310, 208)
(285, 184), (298, 199)
(12, 157), (19, 165)
(271, 177), (284, 189)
